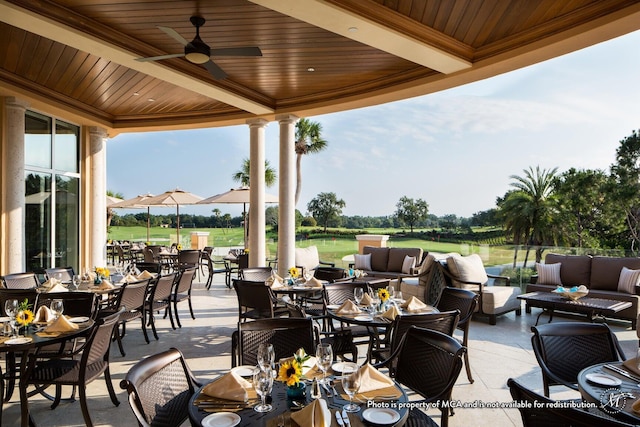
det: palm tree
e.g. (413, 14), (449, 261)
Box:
(106, 190), (124, 229)
(232, 158), (277, 187)
(295, 118), (328, 205)
(501, 166), (559, 265)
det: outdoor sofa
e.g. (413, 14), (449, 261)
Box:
(351, 246), (424, 280)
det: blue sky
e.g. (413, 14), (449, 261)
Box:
(107, 30), (640, 219)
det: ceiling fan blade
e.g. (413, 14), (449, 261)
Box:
(135, 53), (185, 62)
(210, 47), (262, 57)
(203, 60), (228, 79)
(158, 26), (190, 46)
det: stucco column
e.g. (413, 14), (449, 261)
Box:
(3, 97), (29, 273)
(276, 114), (298, 276)
(88, 126), (107, 268)
(247, 118), (268, 267)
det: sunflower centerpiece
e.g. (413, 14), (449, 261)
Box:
(278, 348), (310, 398)
(377, 288), (390, 312)
(288, 266), (300, 286)
(94, 266), (110, 285)
(15, 299), (34, 335)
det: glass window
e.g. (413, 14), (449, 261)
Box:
(55, 120), (79, 173)
(55, 176), (79, 268)
(25, 111), (52, 169)
(25, 172), (52, 271)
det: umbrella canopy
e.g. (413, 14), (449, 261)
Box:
(110, 193), (155, 242)
(144, 188), (204, 244)
(198, 187), (278, 248)
(106, 195), (124, 207)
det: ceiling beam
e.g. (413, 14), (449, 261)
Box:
(250, 0), (471, 74)
(0, 1), (273, 116)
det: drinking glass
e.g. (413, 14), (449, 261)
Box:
(72, 275), (81, 290)
(50, 299), (64, 320)
(341, 362), (361, 412)
(387, 284), (396, 300)
(353, 287), (364, 305)
(315, 343), (333, 384)
(257, 343), (275, 371)
(4, 299), (19, 338)
(253, 368), (274, 413)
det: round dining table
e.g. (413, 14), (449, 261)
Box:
(0, 319), (95, 427)
(188, 369), (420, 427)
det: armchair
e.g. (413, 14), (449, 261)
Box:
(294, 246), (334, 276)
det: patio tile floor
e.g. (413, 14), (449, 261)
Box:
(2, 274), (638, 426)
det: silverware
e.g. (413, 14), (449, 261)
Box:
(335, 410), (345, 427)
(329, 379), (340, 397)
(604, 364), (640, 383)
(341, 409), (352, 427)
(322, 381), (333, 397)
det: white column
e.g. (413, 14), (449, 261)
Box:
(276, 114), (298, 276)
(88, 126), (107, 268)
(4, 97), (29, 273)
(247, 118), (268, 267)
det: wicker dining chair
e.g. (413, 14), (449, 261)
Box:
(44, 267), (75, 282)
(0, 272), (40, 289)
(120, 347), (202, 427)
(172, 267), (197, 328)
(239, 267), (273, 281)
(232, 279), (288, 323)
(146, 272), (178, 338)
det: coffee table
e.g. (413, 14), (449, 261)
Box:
(518, 291), (632, 326)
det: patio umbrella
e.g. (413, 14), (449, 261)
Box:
(197, 187), (278, 247)
(144, 188), (204, 244)
(106, 195), (124, 207)
(110, 193), (155, 242)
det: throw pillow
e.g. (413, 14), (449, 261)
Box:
(418, 253), (436, 275)
(446, 254), (488, 289)
(536, 262), (562, 285)
(617, 266), (640, 294)
(354, 253), (372, 271)
(401, 255), (416, 274)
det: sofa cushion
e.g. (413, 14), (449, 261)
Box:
(617, 267), (640, 294)
(591, 256), (640, 291)
(354, 253), (372, 271)
(401, 255), (416, 274)
(418, 253), (436, 275)
(545, 253), (591, 286)
(363, 246), (390, 272)
(295, 246), (320, 273)
(387, 248), (423, 273)
(536, 262), (562, 286)
(446, 254), (488, 289)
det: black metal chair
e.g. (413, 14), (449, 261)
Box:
(44, 267), (75, 282)
(146, 272), (178, 338)
(531, 322), (626, 397)
(120, 347), (202, 427)
(313, 267), (346, 282)
(134, 262), (162, 274)
(232, 279), (288, 322)
(436, 287), (479, 383)
(204, 251), (229, 290)
(375, 326), (466, 427)
(239, 267), (273, 281)
(0, 272), (40, 289)
(172, 267), (197, 328)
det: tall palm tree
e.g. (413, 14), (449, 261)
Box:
(502, 166), (559, 265)
(295, 118), (328, 205)
(232, 158), (277, 187)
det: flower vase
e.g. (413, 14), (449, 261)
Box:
(94, 275), (102, 285)
(286, 382), (306, 399)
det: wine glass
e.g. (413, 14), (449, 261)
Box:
(341, 362), (361, 412)
(4, 299), (19, 338)
(315, 343), (333, 385)
(72, 275), (81, 291)
(50, 299), (64, 320)
(387, 284), (396, 300)
(257, 343), (275, 371)
(353, 287), (364, 305)
(253, 368), (274, 413)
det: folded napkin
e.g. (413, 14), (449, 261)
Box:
(98, 280), (115, 290)
(137, 270), (154, 280)
(201, 372), (252, 402)
(35, 306), (54, 323)
(41, 277), (60, 289)
(622, 358), (640, 377)
(47, 283), (68, 293)
(44, 315), (79, 333)
(382, 305), (400, 320)
(336, 300), (361, 315)
(123, 274), (138, 283)
(633, 398), (640, 414)
(267, 273), (285, 288)
(401, 296), (430, 313)
(354, 363), (395, 393)
(304, 277), (323, 288)
(290, 398), (331, 427)
(360, 293), (373, 306)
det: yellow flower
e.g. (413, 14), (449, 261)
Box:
(16, 309), (34, 326)
(288, 267), (299, 278)
(378, 288), (390, 302)
(95, 267), (110, 277)
(177, 244), (183, 251)
(278, 359), (302, 387)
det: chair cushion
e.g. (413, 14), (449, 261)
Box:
(354, 254), (372, 271)
(401, 255), (416, 274)
(617, 267), (640, 294)
(482, 287), (522, 315)
(295, 246), (320, 272)
(363, 247), (390, 272)
(418, 253), (436, 275)
(536, 262), (562, 286)
(446, 254), (488, 288)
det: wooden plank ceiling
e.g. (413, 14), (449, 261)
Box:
(0, 0), (639, 135)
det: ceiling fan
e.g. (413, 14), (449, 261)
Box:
(135, 16), (262, 79)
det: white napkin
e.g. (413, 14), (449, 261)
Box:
(44, 315), (79, 333)
(137, 270), (155, 280)
(123, 274), (138, 283)
(201, 371), (252, 402)
(336, 300), (361, 315)
(360, 293), (373, 306)
(290, 398), (331, 427)
(47, 283), (68, 293)
(98, 280), (115, 290)
(35, 306), (54, 323)
(354, 363), (395, 393)
(304, 277), (323, 288)
(41, 277), (60, 290)
(401, 296), (430, 313)
(382, 305), (400, 320)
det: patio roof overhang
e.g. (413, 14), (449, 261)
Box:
(0, 0), (639, 137)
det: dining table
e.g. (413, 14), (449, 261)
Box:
(0, 318), (95, 427)
(188, 363), (425, 427)
(577, 361), (640, 424)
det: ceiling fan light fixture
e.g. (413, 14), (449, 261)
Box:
(185, 51), (210, 64)
(185, 37), (211, 64)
